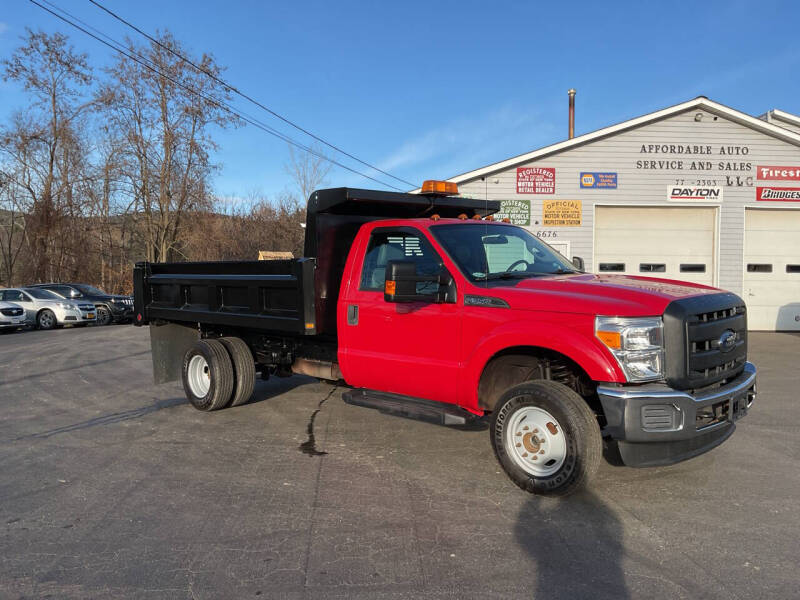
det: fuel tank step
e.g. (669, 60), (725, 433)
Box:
(342, 389), (487, 429)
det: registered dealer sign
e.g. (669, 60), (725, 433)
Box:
(517, 167), (555, 194)
(667, 186), (723, 202)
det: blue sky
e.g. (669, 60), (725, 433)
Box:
(2, 0), (799, 200)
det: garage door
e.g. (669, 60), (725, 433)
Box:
(594, 206), (717, 286)
(743, 209), (800, 331)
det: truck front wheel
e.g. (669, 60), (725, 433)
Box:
(491, 380), (601, 496)
(182, 339), (234, 411)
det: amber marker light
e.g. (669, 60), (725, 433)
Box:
(385, 280), (396, 295)
(421, 180), (459, 195)
(596, 330), (622, 349)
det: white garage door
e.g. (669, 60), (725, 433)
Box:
(743, 208), (800, 331)
(594, 206), (717, 286)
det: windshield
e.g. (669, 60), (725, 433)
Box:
(75, 284), (106, 296)
(24, 288), (62, 300)
(430, 223), (578, 281)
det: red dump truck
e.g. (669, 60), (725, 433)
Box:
(133, 183), (756, 495)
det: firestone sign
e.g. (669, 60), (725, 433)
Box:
(517, 167), (555, 194)
(757, 166), (800, 181)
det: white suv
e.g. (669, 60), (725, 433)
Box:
(0, 288), (96, 330)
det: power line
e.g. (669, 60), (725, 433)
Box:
(29, 0), (405, 191)
(86, 0), (419, 190)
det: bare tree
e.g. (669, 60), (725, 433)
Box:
(102, 32), (239, 263)
(0, 29), (94, 282)
(285, 143), (331, 205)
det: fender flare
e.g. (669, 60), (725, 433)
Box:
(460, 318), (625, 410)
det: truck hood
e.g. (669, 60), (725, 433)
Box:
(492, 273), (722, 316)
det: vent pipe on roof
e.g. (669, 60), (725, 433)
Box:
(568, 89), (576, 139)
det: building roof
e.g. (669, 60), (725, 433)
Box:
(414, 97), (800, 190)
(759, 108), (800, 131)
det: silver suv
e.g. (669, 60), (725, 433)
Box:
(0, 288), (96, 330)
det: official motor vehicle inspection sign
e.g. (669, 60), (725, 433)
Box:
(517, 167), (555, 194)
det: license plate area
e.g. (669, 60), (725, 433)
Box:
(695, 388), (751, 430)
(87, 313), (95, 319)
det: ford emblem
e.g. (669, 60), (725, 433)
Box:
(718, 329), (737, 352)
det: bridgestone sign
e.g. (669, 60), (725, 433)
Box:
(756, 187), (800, 201)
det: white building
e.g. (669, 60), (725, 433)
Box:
(442, 96), (800, 331)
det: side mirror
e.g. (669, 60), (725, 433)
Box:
(572, 256), (585, 271)
(384, 261), (455, 304)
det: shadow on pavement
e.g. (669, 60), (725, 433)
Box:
(12, 396), (186, 441)
(0, 350), (151, 387)
(515, 490), (629, 599)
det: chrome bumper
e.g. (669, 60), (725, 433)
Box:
(597, 362), (756, 466)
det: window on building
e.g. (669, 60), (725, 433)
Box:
(680, 264), (706, 273)
(786, 265), (800, 273)
(639, 263), (666, 273)
(598, 263), (625, 272)
(747, 264), (772, 273)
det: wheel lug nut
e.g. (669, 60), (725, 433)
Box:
(523, 426), (529, 431)
(533, 428), (539, 433)
(516, 443), (521, 448)
(532, 456), (538, 460)
(522, 452), (528, 457)
(539, 449), (545, 454)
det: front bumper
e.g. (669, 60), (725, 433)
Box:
(109, 303), (134, 320)
(597, 362), (756, 467)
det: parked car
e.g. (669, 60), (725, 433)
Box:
(0, 288), (96, 330)
(0, 300), (26, 332)
(29, 283), (133, 326)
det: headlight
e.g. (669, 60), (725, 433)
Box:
(595, 316), (664, 382)
(56, 301), (73, 309)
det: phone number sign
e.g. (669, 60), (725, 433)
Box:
(517, 167), (555, 194)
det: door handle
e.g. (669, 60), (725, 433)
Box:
(347, 304), (359, 325)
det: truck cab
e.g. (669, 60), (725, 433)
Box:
(134, 183), (757, 496)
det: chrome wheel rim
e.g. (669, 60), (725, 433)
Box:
(505, 406), (567, 477)
(187, 355), (211, 397)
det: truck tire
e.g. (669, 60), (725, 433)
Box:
(219, 337), (255, 407)
(490, 380), (601, 497)
(37, 309), (57, 330)
(182, 339), (235, 411)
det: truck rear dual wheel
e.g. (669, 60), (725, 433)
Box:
(181, 337), (255, 411)
(219, 337), (255, 407)
(490, 380), (601, 497)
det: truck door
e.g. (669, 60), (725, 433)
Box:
(339, 227), (461, 405)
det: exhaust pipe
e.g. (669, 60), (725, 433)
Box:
(292, 358), (343, 381)
(568, 88), (576, 139)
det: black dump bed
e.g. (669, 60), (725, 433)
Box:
(134, 187), (499, 337)
(133, 258), (317, 334)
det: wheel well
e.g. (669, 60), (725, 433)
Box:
(478, 346), (600, 416)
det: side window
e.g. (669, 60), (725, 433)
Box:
(4, 290), (24, 302)
(360, 230), (444, 293)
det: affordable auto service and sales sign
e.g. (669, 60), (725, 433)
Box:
(517, 167), (555, 194)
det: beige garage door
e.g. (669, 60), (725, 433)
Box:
(594, 206), (717, 286)
(743, 209), (800, 331)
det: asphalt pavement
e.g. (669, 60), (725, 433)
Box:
(0, 325), (797, 599)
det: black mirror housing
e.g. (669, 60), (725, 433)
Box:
(384, 260), (455, 304)
(572, 256), (585, 271)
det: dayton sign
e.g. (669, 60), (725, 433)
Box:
(667, 186), (723, 202)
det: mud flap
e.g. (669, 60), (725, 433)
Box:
(149, 322), (199, 384)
